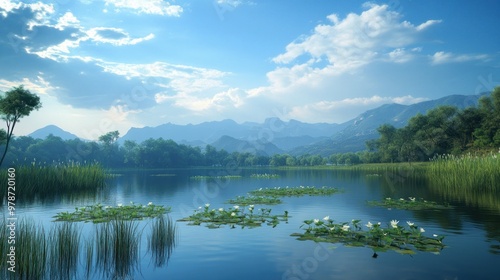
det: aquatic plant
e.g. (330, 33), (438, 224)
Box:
(48, 222), (81, 280)
(428, 153), (500, 191)
(16, 218), (49, 280)
(0, 161), (106, 202)
(178, 204), (289, 229)
(226, 195), (282, 205)
(249, 186), (341, 197)
(190, 175), (242, 180)
(250, 173), (280, 179)
(291, 216), (445, 255)
(367, 197), (452, 210)
(53, 202), (170, 223)
(147, 215), (177, 267)
(94, 219), (140, 279)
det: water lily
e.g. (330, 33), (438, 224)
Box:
(342, 225), (350, 231)
(420, 227), (425, 233)
(218, 208), (224, 212)
(323, 216), (330, 221)
(233, 205), (239, 210)
(385, 197), (391, 201)
(117, 203), (123, 207)
(433, 234), (438, 237)
(148, 202), (153, 206)
(409, 197), (416, 202)
(205, 203), (210, 208)
(406, 221), (414, 226)
(231, 212), (236, 217)
(313, 219), (320, 224)
(366, 221), (373, 228)
(390, 220), (399, 228)
(399, 198), (404, 201)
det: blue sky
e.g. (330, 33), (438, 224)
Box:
(1, 0), (499, 140)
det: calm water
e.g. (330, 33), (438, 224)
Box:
(7, 167), (500, 279)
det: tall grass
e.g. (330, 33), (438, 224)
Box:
(428, 152), (500, 191)
(95, 219), (141, 279)
(148, 215), (177, 267)
(16, 218), (49, 280)
(0, 162), (106, 203)
(49, 222), (81, 280)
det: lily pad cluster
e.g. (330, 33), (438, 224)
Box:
(178, 204), (289, 229)
(250, 173), (280, 179)
(226, 195), (282, 206)
(53, 202), (170, 223)
(368, 197), (451, 210)
(190, 175), (242, 180)
(291, 217), (445, 255)
(249, 186), (341, 197)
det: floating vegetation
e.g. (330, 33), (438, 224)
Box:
(250, 173), (280, 179)
(291, 217), (446, 255)
(151, 173), (176, 177)
(53, 202), (171, 223)
(249, 186), (341, 197)
(367, 197), (452, 210)
(190, 175), (242, 180)
(148, 215), (177, 268)
(178, 204), (289, 229)
(226, 195), (282, 206)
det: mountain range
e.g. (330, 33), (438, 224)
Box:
(28, 92), (488, 156)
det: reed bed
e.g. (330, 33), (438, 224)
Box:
(428, 152), (500, 191)
(16, 218), (49, 280)
(148, 215), (177, 267)
(94, 219), (141, 279)
(49, 222), (81, 280)
(0, 162), (107, 202)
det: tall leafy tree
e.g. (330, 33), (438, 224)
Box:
(0, 86), (42, 167)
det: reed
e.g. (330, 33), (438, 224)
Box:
(95, 219), (141, 279)
(48, 222), (81, 280)
(427, 152), (500, 191)
(16, 218), (49, 280)
(148, 215), (177, 267)
(0, 161), (107, 202)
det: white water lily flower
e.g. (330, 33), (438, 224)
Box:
(420, 227), (425, 233)
(366, 222), (373, 228)
(409, 197), (416, 202)
(205, 203), (210, 208)
(407, 221), (414, 226)
(233, 205), (239, 210)
(313, 219), (320, 224)
(342, 225), (350, 231)
(330, 227), (335, 231)
(399, 198), (404, 201)
(385, 197), (391, 200)
(390, 220), (399, 228)
(323, 216), (330, 221)
(148, 202), (153, 206)
(259, 188), (262, 191)
(117, 203), (123, 207)
(433, 234), (438, 237)
(249, 205), (254, 208)
(218, 208), (224, 212)
(231, 212), (236, 217)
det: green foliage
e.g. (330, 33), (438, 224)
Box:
(0, 85), (42, 166)
(178, 204), (289, 229)
(292, 217), (445, 255)
(368, 197), (451, 210)
(226, 195), (283, 205)
(53, 202), (170, 223)
(371, 87), (500, 162)
(249, 186), (341, 197)
(249, 173), (280, 179)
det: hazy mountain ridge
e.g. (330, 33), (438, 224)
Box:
(28, 92), (488, 156)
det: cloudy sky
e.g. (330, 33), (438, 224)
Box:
(1, 0), (499, 140)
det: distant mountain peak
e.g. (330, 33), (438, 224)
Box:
(28, 125), (80, 140)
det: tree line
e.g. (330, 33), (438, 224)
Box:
(1, 86), (498, 168)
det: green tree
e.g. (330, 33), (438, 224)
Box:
(0, 86), (42, 166)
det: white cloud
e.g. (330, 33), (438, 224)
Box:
(87, 27), (155, 46)
(431, 51), (489, 65)
(104, 0), (183, 16)
(259, 3), (442, 100)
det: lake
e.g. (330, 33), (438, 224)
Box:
(5, 167), (500, 279)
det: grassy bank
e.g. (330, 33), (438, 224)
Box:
(0, 162), (107, 202)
